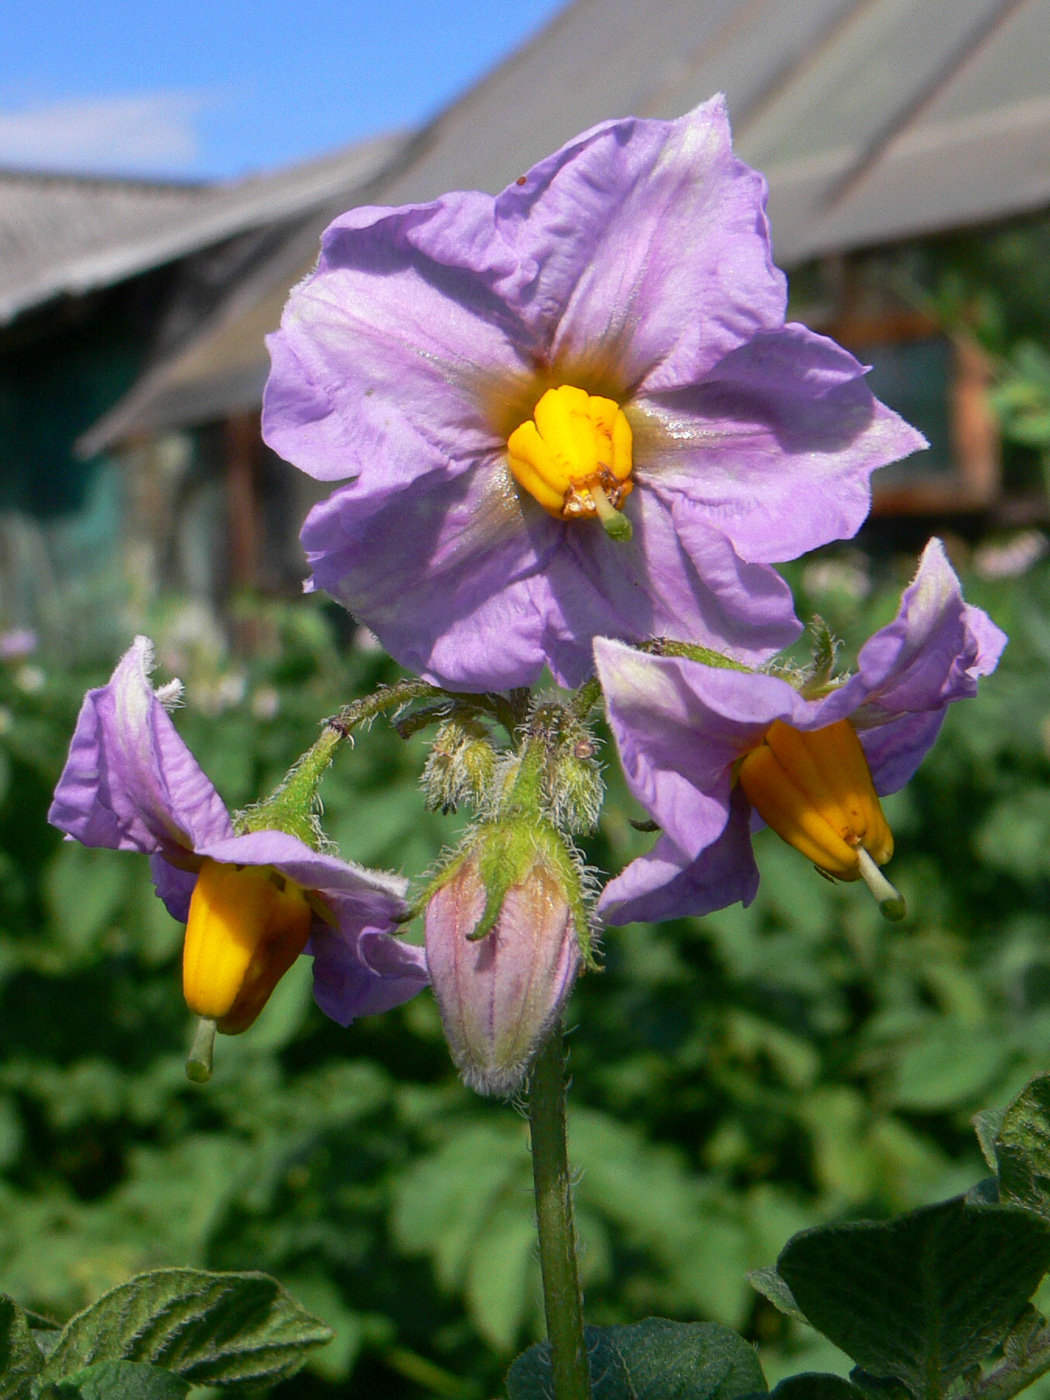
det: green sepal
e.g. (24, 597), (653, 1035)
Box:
(639, 638), (756, 672)
(421, 811), (597, 969)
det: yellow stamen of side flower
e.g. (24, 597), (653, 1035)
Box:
(182, 859), (313, 1058)
(507, 384), (634, 539)
(737, 718), (905, 921)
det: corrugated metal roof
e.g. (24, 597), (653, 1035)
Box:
(0, 130), (411, 326)
(82, 0), (1050, 448)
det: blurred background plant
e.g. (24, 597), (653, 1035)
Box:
(1, 539), (1049, 1399)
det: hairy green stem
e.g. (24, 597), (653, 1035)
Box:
(970, 1327), (1050, 1400)
(529, 1024), (591, 1400)
(331, 677), (444, 732)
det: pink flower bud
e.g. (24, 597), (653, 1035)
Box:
(425, 852), (581, 1097)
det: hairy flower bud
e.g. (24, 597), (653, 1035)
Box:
(422, 716), (498, 814)
(424, 830), (584, 1097)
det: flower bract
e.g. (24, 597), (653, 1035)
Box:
(263, 97), (924, 691)
(48, 638), (427, 1034)
(594, 540), (1007, 924)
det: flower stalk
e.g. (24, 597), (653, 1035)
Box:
(529, 1023), (591, 1400)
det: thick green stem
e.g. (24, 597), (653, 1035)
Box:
(529, 1025), (591, 1400)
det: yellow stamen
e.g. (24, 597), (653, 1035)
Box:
(507, 384), (633, 533)
(737, 718), (904, 920)
(182, 859), (313, 1040)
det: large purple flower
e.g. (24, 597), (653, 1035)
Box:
(263, 97), (924, 692)
(595, 540), (1006, 925)
(48, 637), (427, 1029)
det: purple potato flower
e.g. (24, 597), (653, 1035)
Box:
(48, 637), (427, 1027)
(595, 539), (1006, 924)
(263, 97), (924, 692)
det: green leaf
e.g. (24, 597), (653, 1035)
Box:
(996, 1074), (1050, 1219)
(0, 1295), (44, 1400)
(506, 1319), (766, 1400)
(38, 1268), (332, 1391)
(763, 1379), (867, 1399)
(777, 1198), (1050, 1397)
(973, 1108), (1004, 1171)
(43, 1361), (189, 1400)
(746, 1267), (808, 1323)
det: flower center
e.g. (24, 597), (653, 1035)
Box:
(182, 859), (313, 1037)
(737, 718), (905, 920)
(507, 385), (634, 540)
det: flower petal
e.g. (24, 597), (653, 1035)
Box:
(594, 637), (781, 858)
(197, 829), (409, 928)
(48, 637), (232, 859)
(302, 462), (559, 689)
(540, 490), (800, 687)
(852, 538), (1007, 711)
(636, 325), (927, 563)
(150, 854), (198, 923)
(197, 829), (421, 1026)
(488, 97), (786, 389)
(598, 802), (759, 925)
(263, 195), (527, 486)
(311, 928), (429, 1026)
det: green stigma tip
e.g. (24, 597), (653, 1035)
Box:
(601, 511), (633, 543)
(186, 1017), (216, 1084)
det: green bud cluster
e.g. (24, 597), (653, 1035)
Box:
(421, 715), (499, 814)
(517, 699), (604, 836)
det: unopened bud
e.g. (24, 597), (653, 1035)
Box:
(422, 717), (498, 814)
(425, 843), (582, 1097)
(547, 736), (603, 834)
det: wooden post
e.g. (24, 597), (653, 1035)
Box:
(224, 412), (262, 651)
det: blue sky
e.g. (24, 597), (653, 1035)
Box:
(0, 0), (568, 180)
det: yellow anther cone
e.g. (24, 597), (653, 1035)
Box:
(507, 384), (634, 531)
(183, 859), (313, 1035)
(738, 719), (894, 880)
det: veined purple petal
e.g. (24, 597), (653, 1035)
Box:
(598, 801), (759, 926)
(302, 462), (558, 689)
(48, 637), (232, 860)
(263, 199), (526, 486)
(637, 325), (926, 563)
(311, 929), (429, 1026)
(540, 489), (800, 688)
(198, 829), (409, 927)
(198, 829), (421, 1026)
(850, 538), (1007, 714)
(483, 98), (785, 388)
(150, 854), (198, 923)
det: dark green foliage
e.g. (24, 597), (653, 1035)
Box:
(996, 1078), (1050, 1219)
(0, 1297), (44, 1400)
(42, 1362), (189, 1400)
(506, 1319), (766, 1400)
(761, 1379), (868, 1400)
(38, 1269), (331, 1391)
(776, 1200), (1050, 1397)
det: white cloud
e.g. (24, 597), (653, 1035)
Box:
(0, 91), (211, 176)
